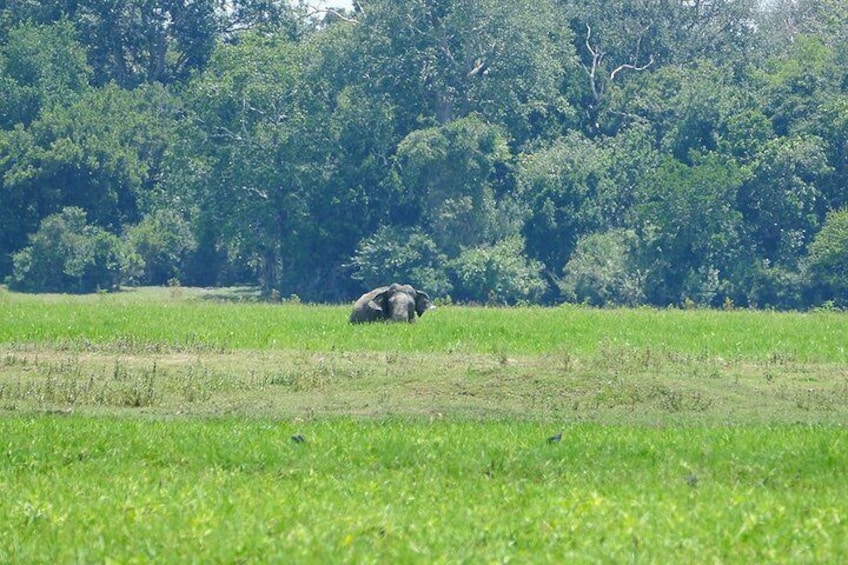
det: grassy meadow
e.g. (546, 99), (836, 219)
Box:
(1, 286), (848, 562)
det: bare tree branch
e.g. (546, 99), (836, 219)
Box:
(610, 55), (654, 80)
(467, 59), (485, 78)
(304, 3), (361, 24)
(582, 21), (655, 106)
(609, 21), (655, 80)
(582, 24), (605, 104)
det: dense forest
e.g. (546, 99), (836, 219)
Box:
(1, 0), (847, 308)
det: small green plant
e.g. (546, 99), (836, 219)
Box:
(168, 277), (183, 298)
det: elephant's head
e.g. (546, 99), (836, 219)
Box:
(350, 283), (435, 324)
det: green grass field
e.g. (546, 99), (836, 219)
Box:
(1, 287), (847, 562)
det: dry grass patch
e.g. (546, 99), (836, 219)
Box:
(3, 345), (848, 424)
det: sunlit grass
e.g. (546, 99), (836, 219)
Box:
(2, 286), (847, 362)
(1, 416), (845, 563)
(2, 286), (848, 562)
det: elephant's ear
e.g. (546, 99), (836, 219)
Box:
(370, 289), (392, 313)
(414, 290), (435, 317)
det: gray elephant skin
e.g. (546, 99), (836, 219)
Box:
(350, 284), (435, 324)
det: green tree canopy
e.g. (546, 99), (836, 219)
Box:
(1, 0), (848, 308)
(0, 20), (90, 127)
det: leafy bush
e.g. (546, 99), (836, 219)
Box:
(124, 209), (197, 285)
(349, 226), (452, 296)
(449, 236), (547, 304)
(10, 207), (123, 293)
(559, 229), (645, 306)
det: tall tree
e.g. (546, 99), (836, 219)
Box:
(562, 0), (760, 133)
(337, 0), (575, 146)
(758, 35), (847, 219)
(805, 207), (848, 305)
(610, 61), (772, 162)
(181, 34), (324, 295)
(758, 0), (848, 53)
(633, 154), (748, 306)
(519, 132), (609, 275)
(69, 0), (219, 87)
(739, 134), (831, 267)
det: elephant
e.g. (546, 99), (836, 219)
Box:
(349, 283), (435, 324)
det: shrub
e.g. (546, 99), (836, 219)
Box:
(805, 207), (848, 305)
(449, 236), (547, 304)
(740, 259), (803, 309)
(11, 207), (123, 293)
(124, 209), (197, 285)
(349, 226), (452, 296)
(559, 229), (645, 306)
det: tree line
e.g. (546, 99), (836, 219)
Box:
(1, 0), (847, 308)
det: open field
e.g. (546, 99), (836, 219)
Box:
(3, 286), (848, 361)
(1, 287), (847, 562)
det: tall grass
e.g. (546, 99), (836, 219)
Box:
(2, 287), (847, 362)
(2, 416), (846, 563)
